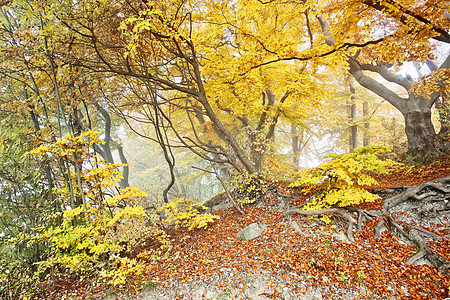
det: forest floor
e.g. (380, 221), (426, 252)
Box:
(40, 159), (450, 300)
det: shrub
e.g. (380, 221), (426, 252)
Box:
(158, 198), (219, 230)
(290, 145), (400, 223)
(233, 172), (267, 205)
(8, 130), (167, 295)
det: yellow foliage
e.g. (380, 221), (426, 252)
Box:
(106, 186), (149, 206)
(101, 257), (145, 285)
(290, 145), (400, 222)
(32, 202), (149, 275)
(24, 129), (104, 160)
(20, 129), (164, 284)
(411, 69), (450, 100)
(158, 198), (219, 230)
(233, 172), (267, 205)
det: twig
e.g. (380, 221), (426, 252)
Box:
(192, 166), (245, 215)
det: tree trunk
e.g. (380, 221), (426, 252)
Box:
(291, 125), (301, 172)
(363, 101), (370, 146)
(403, 110), (440, 156)
(348, 77), (358, 152)
(117, 145), (130, 189)
(426, 58), (450, 140)
(437, 96), (450, 139)
(347, 57), (449, 158)
(314, 13), (449, 159)
(96, 103), (131, 189)
(199, 94), (258, 174)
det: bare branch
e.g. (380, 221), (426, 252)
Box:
(192, 166), (245, 215)
(359, 62), (413, 90)
(243, 38), (385, 74)
(348, 57), (407, 113)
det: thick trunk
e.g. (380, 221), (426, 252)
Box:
(437, 97), (450, 139)
(348, 57), (449, 157)
(402, 92), (449, 157)
(316, 13), (449, 158)
(403, 110), (440, 157)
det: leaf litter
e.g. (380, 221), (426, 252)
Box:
(39, 159), (450, 299)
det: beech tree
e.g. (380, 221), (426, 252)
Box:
(209, 0), (449, 158)
(3, 0), (447, 188)
(319, 0), (450, 157)
(56, 0), (331, 178)
(2, 0), (132, 187)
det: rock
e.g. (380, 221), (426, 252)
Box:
(331, 231), (351, 243)
(203, 192), (232, 212)
(235, 221), (267, 241)
(203, 192), (227, 208)
(290, 221), (300, 232)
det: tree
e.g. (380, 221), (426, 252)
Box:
(348, 76), (358, 151)
(321, 0), (450, 157)
(208, 0), (449, 158)
(57, 0), (330, 180)
(94, 102), (130, 189)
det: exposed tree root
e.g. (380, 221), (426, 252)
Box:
(382, 176), (450, 214)
(374, 219), (386, 239)
(382, 177), (450, 274)
(285, 176), (450, 274)
(412, 225), (449, 240)
(347, 207), (380, 231)
(287, 207), (357, 242)
(387, 217), (450, 275)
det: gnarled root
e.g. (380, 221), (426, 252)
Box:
(388, 217), (450, 275)
(287, 207), (357, 242)
(382, 176), (450, 214)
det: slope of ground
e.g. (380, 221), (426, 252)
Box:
(38, 159), (450, 300)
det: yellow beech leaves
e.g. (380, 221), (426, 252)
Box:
(158, 198), (220, 230)
(290, 145), (400, 222)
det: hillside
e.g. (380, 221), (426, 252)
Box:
(34, 159), (450, 300)
(1, 1), (449, 299)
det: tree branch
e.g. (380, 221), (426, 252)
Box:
(359, 62), (413, 90)
(348, 57), (407, 113)
(243, 38), (385, 74)
(362, 0), (450, 44)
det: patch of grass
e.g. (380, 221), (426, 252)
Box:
(140, 279), (157, 291)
